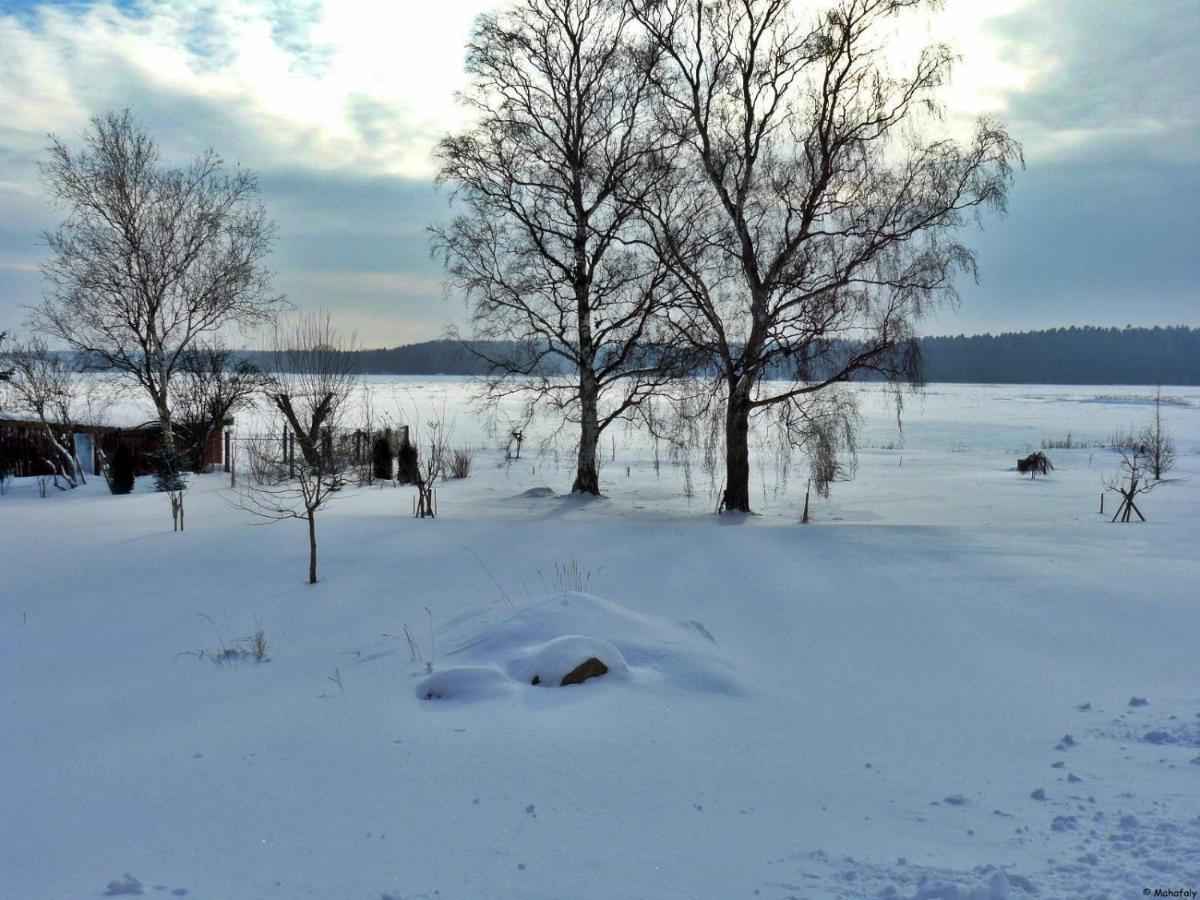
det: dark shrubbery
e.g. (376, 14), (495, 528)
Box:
(372, 434), (394, 481)
(110, 444), (135, 494)
(397, 437), (419, 485)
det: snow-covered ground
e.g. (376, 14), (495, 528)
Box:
(2, 381), (1198, 899)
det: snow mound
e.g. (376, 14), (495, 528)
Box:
(418, 591), (741, 702)
(912, 867), (1035, 900)
(514, 486), (556, 499)
(417, 666), (514, 702)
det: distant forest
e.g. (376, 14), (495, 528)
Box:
(916, 326), (1198, 385)
(321, 327), (1198, 385)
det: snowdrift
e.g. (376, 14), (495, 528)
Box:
(417, 591), (742, 702)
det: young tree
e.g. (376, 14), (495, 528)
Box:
(33, 110), (283, 472)
(1141, 386), (1176, 481)
(1105, 443), (1164, 523)
(242, 314), (358, 584)
(411, 418), (450, 518)
(3, 337), (87, 487)
(173, 343), (269, 474)
(630, 0), (1020, 511)
(434, 0), (685, 496)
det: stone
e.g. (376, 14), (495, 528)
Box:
(560, 656), (609, 686)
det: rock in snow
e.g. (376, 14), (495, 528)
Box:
(506, 634), (629, 687)
(558, 656), (609, 686)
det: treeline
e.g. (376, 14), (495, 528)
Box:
(317, 328), (1199, 385)
(235, 341), (512, 376)
(917, 326), (1199, 385)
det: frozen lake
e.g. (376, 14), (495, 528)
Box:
(74, 375), (1200, 524)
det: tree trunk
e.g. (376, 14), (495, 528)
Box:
(307, 511), (318, 584)
(722, 385), (753, 513)
(572, 371), (601, 495)
(154, 391), (176, 456)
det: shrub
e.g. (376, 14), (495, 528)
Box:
(110, 444), (135, 494)
(185, 616), (270, 665)
(447, 447), (474, 479)
(397, 437), (419, 485)
(372, 433), (394, 481)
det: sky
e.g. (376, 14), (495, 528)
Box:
(0, 0), (1196, 347)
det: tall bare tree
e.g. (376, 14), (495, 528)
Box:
(33, 110), (283, 465)
(242, 314), (359, 584)
(434, 0), (686, 495)
(630, 0), (1020, 511)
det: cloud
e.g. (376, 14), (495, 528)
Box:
(986, 0), (1200, 163)
(0, 0), (486, 176)
(0, 0), (486, 343)
(0, 165), (462, 345)
(0, 0), (1195, 346)
(929, 157), (1200, 335)
(260, 170), (463, 343)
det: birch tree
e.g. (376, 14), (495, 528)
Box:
(434, 0), (685, 495)
(34, 110), (283, 466)
(630, 0), (1020, 511)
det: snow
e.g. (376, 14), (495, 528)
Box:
(1, 380), (1199, 898)
(435, 591), (735, 698)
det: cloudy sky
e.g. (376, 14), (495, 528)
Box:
(0, 0), (1196, 347)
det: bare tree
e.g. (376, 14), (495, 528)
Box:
(433, 0), (688, 496)
(33, 110), (283, 471)
(3, 337), (88, 488)
(241, 314), (358, 584)
(266, 313), (358, 472)
(412, 419), (450, 518)
(1141, 386), (1176, 481)
(1105, 443), (1164, 523)
(629, 0), (1021, 511)
(173, 343), (268, 474)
